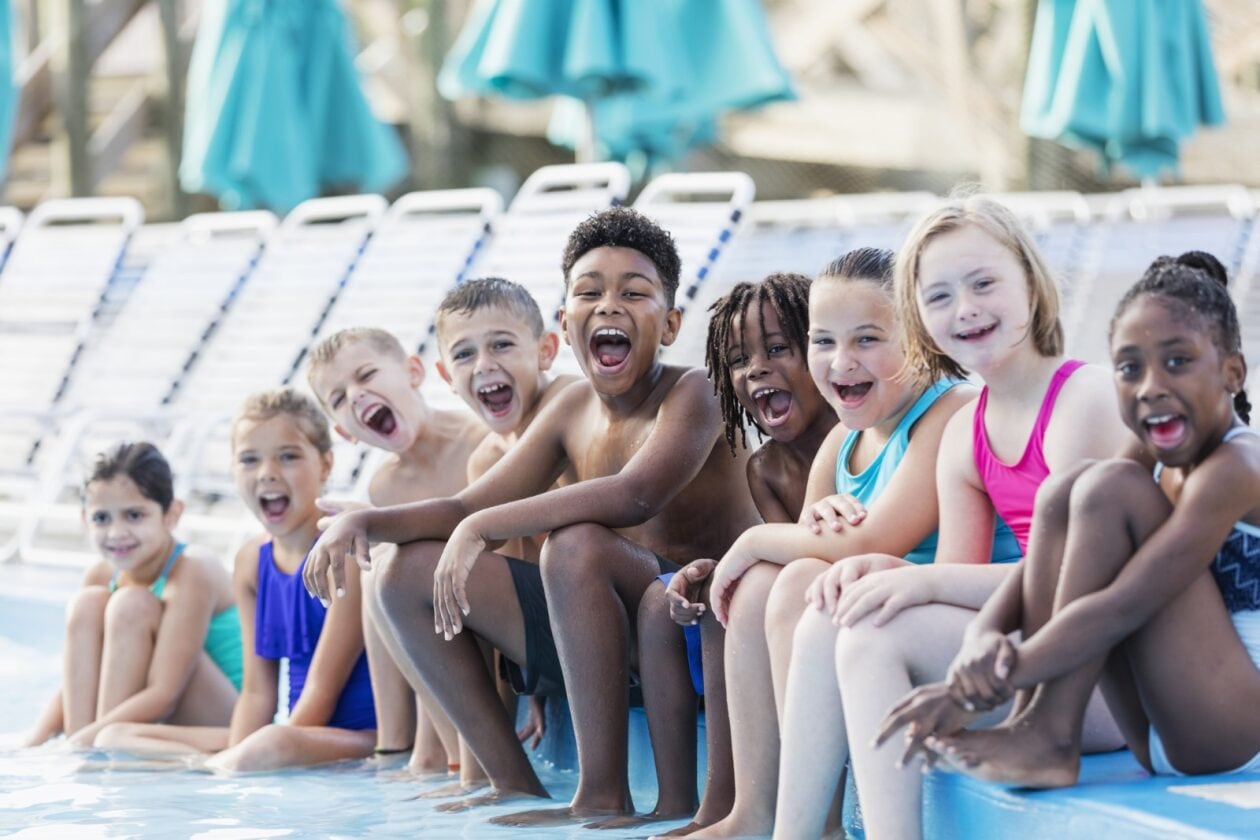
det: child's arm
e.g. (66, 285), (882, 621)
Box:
(288, 555), (367, 726)
(1002, 453), (1259, 690)
(305, 389), (575, 601)
(69, 561), (224, 746)
(228, 543), (280, 746)
(747, 449), (793, 524)
(24, 691), (65, 747)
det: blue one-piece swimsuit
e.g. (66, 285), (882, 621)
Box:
(255, 542), (376, 730)
(1149, 426), (1260, 775)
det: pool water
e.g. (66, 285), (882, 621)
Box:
(0, 567), (689, 838)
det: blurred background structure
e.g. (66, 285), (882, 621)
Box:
(1, 0), (1257, 216)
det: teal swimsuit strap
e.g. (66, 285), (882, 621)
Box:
(108, 541), (187, 595)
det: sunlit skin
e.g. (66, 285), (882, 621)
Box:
(881, 294), (1260, 789)
(311, 341), (429, 454)
(233, 415), (331, 545)
(83, 477), (181, 583)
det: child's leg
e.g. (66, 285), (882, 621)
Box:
(837, 603), (1005, 840)
(206, 724), (375, 772)
(693, 601), (735, 830)
(96, 586), (164, 717)
(773, 603), (851, 840)
(765, 560), (827, 719)
(691, 561), (782, 838)
(62, 586), (111, 733)
(940, 460), (1260, 783)
(167, 651), (237, 727)
(95, 722), (229, 757)
(374, 540), (547, 799)
(636, 580), (699, 819)
(360, 558), (418, 756)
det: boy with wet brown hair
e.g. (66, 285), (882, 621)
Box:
(305, 208), (761, 825)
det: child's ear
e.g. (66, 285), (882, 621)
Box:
(406, 355), (426, 388)
(537, 331), (560, 371)
(558, 309), (573, 346)
(1225, 353), (1247, 399)
(333, 423), (356, 444)
(435, 358), (453, 386)
(164, 498), (186, 531)
(320, 450), (334, 482)
(660, 307), (683, 347)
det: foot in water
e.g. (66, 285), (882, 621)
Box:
(671, 811), (772, 839)
(489, 804), (630, 828)
(583, 808), (698, 832)
(410, 778), (490, 800)
(926, 721), (1080, 788)
(433, 788), (547, 814)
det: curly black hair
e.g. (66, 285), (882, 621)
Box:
(561, 207), (682, 307)
(1110, 250), (1250, 423)
(705, 272), (812, 454)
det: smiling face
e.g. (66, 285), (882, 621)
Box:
(83, 476), (179, 574)
(1110, 295), (1245, 467)
(807, 280), (915, 431)
(436, 306), (558, 435)
(561, 246), (681, 396)
(232, 414), (331, 539)
(311, 340), (425, 453)
(726, 302), (828, 442)
(915, 224), (1034, 377)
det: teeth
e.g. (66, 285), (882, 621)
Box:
(752, 387), (781, 399)
(478, 383), (509, 395)
(1146, 414), (1177, 425)
(260, 492), (285, 500)
(593, 327), (629, 340)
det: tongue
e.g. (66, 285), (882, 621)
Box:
(370, 409), (397, 436)
(1150, 417), (1186, 449)
(261, 497), (289, 516)
(766, 391), (792, 419)
(483, 387), (513, 408)
(840, 383), (872, 402)
(597, 341), (630, 368)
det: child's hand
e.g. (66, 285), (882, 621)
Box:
(315, 497), (368, 532)
(710, 548), (757, 627)
(875, 682), (977, 768)
(805, 552), (907, 613)
(800, 493), (867, 535)
(67, 723), (102, 750)
(946, 631), (1016, 712)
(304, 509), (371, 603)
(517, 696), (546, 750)
(832, 564), (930, 628)
(666, 559), (715, 626)
(433, 522), (485, 639)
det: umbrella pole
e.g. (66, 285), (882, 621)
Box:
(575, 98), (596, 163)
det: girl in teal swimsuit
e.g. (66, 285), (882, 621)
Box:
(24, 442), (241, 748)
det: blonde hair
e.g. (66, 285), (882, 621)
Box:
(233, 388), (332, 454)
(305, 327), (408, 389)
(894, 196), (1063, 382)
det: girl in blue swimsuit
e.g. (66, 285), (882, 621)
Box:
(885, 251), (1260, 785)
(93, 389), (375, 769)
(25, 443), (241, 748)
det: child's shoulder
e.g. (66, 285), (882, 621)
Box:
(231, 534), (268, 581)
(914, 381), (979, 439)
(1058, 362), (1114, 407)
(170, 545), (231, 586)
(467, 432), (511, 482)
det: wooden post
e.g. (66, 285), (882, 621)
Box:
(157, 0), (188, 218)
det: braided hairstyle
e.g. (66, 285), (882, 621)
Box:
(1109, 251), (1250, 423)
(705, 272), (812, 454)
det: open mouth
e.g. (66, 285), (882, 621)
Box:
(753, 387), (794, 428)
(362, 404), (398, 437)
(106, 543), (139, 559)
(832, 381), (873, 408)
(477, 382), (516, 418)
(259, 492), (291, 523)
(589, 327), (632, 374)
(955, 323), (998, 342)
(1143, 413), (1188, 450)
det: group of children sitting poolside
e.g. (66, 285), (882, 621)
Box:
(24, 196), (1260, 840)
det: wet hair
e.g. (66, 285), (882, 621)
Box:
(233, 388), (333, 455)
(561, 207), (681, 306)
(819, 247), (896, 290)
(705, 272), (813, 453)
(435, 276), (546, 341)
(306, 327), (408, 390)
(86, 442), (175, 512)
(1110, 251), (1250, 423)
(895, 196), (1063, 382)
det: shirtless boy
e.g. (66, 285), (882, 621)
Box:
(305, 208), (761, 825)
(307, 327), (485, 774)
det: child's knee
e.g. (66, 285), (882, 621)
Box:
(834, 618), (902, 672)
(225, 724), (295, 772)
(376, 540), (441, 616)
(1070, 459), (1157, 514)
(1035, 459), (1098, 512)
(727, 562), (779, 625)
(636, 581), (671, 633)
(791, 605), (838, 657)
(65, 586), (111, 631)
(540, 523), (614, 585)
(765, 562), (822, 635)
(103, 585), (162, 629)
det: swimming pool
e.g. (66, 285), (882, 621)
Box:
(0, 565), (690, 838)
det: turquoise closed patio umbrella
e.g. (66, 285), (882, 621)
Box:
(1021, 0), (1224, 179)
(439, 0), (794, 166)
(0, 0), (15, 185)
(181, 0), (407, 212)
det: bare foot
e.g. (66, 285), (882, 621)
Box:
(678, 812), (771, 838)
(411, 778), (490, 800)
(489, 804), (629, 828)
(647, 820), (705, 837)
(433, 788), (547, 813)
(928, 722), (1079, 788)
(584, 807), (695, 830)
